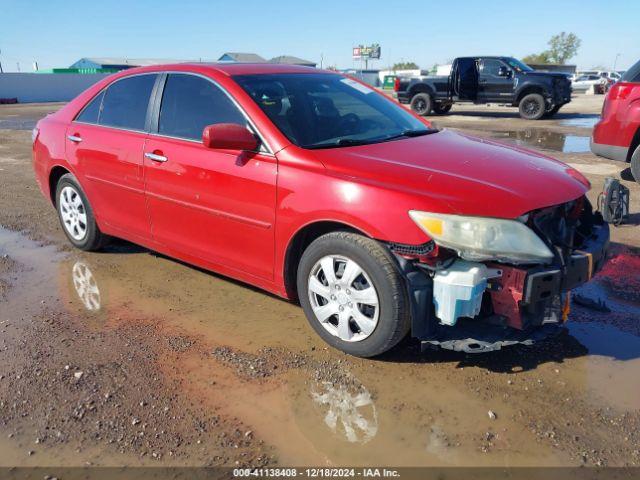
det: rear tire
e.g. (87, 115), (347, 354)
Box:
(55, 173), (109, 251)
(297, 232), (410, 357)
(410, 93), (433, 116)
(631, 144), (640, 184)
(433, 103), (452, 115)
(519, 93), (546, 120)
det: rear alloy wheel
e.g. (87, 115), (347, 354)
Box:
(410, 93), (433, 116)
(55, 173), (109, 251)
(518, 93), (546, 120)
(297, 232), (410, 357)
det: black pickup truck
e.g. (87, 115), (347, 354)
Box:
(394, 56), (572, 120)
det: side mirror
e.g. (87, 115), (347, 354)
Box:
(202, 123), (259, 151)
(498, 66), (511, 77)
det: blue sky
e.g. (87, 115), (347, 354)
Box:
(1, 0), (638, 72)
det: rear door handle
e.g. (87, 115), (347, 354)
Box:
(67, 134), (82, 143)
(144, 152), (168, 163)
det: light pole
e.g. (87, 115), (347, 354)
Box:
(0, 49), (3, 73)
(613, 53), (621, 72)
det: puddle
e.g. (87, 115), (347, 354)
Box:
(1, 226), (640, 466)
(560, 116), (600, 129)
(490, 129), (591, 153)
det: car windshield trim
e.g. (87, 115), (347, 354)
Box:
(233, 73), (433, 150)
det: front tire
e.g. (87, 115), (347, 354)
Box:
(297, 232), (410, 357)
(55, 173), (109, 251)
(518, 93), (546, 120)
(410, 93), (433, 116)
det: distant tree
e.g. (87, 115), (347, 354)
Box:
(521, 32), (581, 66)
(392, 61), (419, 70)
(522, 52), (552, 65)
(547, 32), (581, 64)
(430, 63), (438, 74)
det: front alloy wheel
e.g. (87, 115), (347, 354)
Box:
(297, 232), (410, 357)
(308, 255), (380, 342)
(518, 93), (546, 120)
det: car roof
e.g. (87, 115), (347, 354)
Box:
(113, 62), (328, 77)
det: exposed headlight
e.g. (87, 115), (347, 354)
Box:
(409, 211), (554, 264)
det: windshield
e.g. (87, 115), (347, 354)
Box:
(506, 58), (534, 72)
(233, 73), (433, 149)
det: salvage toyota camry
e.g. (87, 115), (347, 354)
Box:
(32, 63), (609, 357)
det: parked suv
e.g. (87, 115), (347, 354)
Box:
(32, 63), (608, 357)
(395, 56), (572, 120)
(591, 59), (640, 183)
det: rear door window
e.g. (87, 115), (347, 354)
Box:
(76, 91), (104, 124)
(621, 60), (640, 83)
(157, 73), (247, 141)
(99, 74), (157, 131)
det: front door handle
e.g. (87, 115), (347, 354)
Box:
(144, 152), (168, 163)
(67, 134), (82, 143)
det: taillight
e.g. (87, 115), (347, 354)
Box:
(393, 77), (401, 92)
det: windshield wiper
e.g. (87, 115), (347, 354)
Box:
(305, 129), (438, 150)
(306, 138), (376, 149)
(382, 128), (439, 142)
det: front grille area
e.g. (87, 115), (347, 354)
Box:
(388, 241), (435, 257)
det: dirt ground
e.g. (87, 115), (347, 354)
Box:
(0, 95), (639, 469)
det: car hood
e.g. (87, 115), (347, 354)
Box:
(308, 129), (588, 218)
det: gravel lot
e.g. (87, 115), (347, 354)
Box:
(0, 95), (638, 468)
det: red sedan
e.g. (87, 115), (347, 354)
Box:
(591, 59), (640, 182)
(32, 63), (609, 356)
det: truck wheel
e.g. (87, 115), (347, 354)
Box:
(518, 93), (546, 120)
(410, 93), (433, 116)
(631, 144), (640, 184)
(543, 105), (562, 118)
(297, 232), (410, 357)
(433, 103), (452, 115)
(55, 173), (109, 251)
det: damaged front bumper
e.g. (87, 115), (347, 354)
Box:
(397, 204), (610, 354)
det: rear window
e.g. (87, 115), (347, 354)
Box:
(76, 91), (104, 124)
(621, 60), (640, 83)
(99, 74), (157, 131)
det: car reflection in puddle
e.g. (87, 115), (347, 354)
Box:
(310, 381), (378, 444)
(491, 129), (591, 153)
(71, 261), (101, 311)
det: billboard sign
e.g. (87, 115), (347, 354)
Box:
(352, 44), (381, 60)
